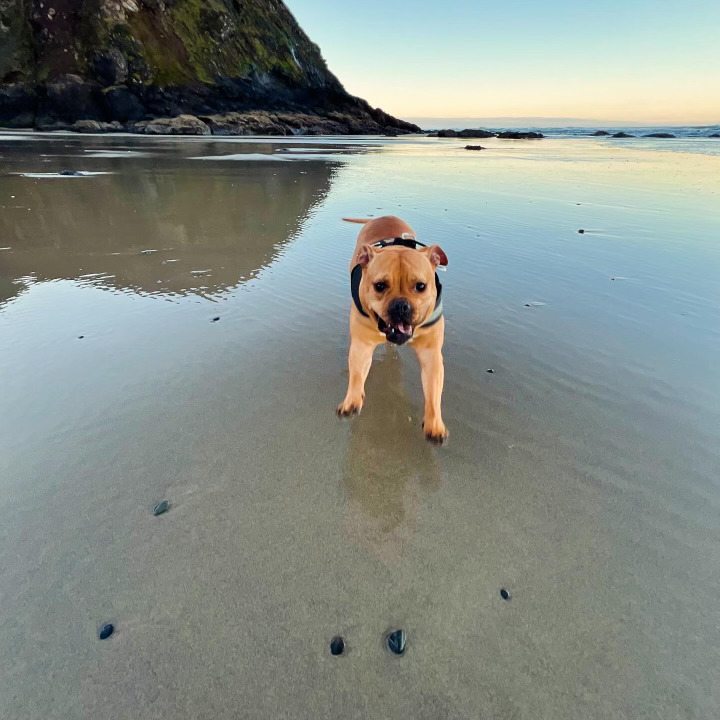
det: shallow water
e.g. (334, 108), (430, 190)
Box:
(1, 133), (719, 719)
(404, 122), (720, 155)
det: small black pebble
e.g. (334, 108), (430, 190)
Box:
(500, 588), (510, 600)
(330, 636), (345, 656)
(77, 335), (84, 339)
(99, 623), (114, 640)
(524, 303), (531, 307)
(486, 368), (494, 373)
(211, 316), (220, 322)
(578, 229), (585, 234)
(152, 500), (169, 516)
(386, 629), (407, 655)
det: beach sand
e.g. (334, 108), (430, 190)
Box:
(1, 133), (719, 719)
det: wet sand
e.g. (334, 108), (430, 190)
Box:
(1, 133), (719, 719)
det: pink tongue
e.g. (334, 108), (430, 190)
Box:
(397, 323), (412, 335)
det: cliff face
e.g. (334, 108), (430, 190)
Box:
(0, 0), (419, 134)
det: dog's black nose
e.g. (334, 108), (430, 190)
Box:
(388, 297), (413, 324)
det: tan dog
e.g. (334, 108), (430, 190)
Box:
(337, 216), (449, 443)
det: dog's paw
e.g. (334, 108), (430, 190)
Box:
(422, 418), (448, 445)
(337, 400), (362, 417)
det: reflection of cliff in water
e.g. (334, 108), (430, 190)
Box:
(0, 275), (23, 306)
(0, 158), (335, 302)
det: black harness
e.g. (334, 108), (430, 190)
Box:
(350, 237), (444, 329)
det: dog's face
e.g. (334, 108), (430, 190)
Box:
(358, 244), (448, 344)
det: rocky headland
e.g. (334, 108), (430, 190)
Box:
(0, 0), (420, 135)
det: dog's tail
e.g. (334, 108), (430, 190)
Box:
(342, 217), (371, 224)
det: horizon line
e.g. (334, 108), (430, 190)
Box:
(401, 116), (720, 127)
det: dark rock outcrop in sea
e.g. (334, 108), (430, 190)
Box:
(708, 133), (720, 138)
(433, 129), (544, 139)
(458, 129), (495, 138)
(496, 131), (544, 139)
(591, 130), (611, 136)
(612, 132), (636, 138)
(435, 129), (495, 138)
(0, 0), (419, 135)
(643, 133), (676, 138)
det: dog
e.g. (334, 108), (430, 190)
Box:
(337, 216), (449, 443)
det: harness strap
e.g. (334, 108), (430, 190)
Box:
(350, 237), (444, 328)
(350, 263), (368, 317)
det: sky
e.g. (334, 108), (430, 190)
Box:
(286, 0), (720, 124)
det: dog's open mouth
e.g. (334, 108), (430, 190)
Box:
(376, 315), (413, 345)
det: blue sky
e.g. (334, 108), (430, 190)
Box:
(286, 0), (720, 123)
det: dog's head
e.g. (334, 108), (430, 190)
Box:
(358, 244), (448, 345)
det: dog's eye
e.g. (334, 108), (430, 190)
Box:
(415, 282), (427, 292)
(374, 282), (386, 293)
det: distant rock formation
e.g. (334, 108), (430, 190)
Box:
(0, 0), (419, 135)
(496, 131), (544, 139)
(458, 129), (495, 138)
(434, 129), (494, 138)
(612, 132), (635, 138)
(643, 133), (676, 138)
(590, 130), (611, 136)
(432, 129), (544, 139)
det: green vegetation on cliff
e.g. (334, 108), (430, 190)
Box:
(0, 0), (418, 133)
(2, 0), (338, 89)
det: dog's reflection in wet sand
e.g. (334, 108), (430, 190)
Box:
(342, 349), (441, 563)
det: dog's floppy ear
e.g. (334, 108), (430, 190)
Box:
(421, 244), (448, 267)
(357, 244), (379, 267)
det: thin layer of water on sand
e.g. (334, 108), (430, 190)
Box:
(1, 132), (719, 720)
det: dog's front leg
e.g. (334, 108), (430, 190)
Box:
(415, 346), (448, 443)
(337, 338), (376, 416)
